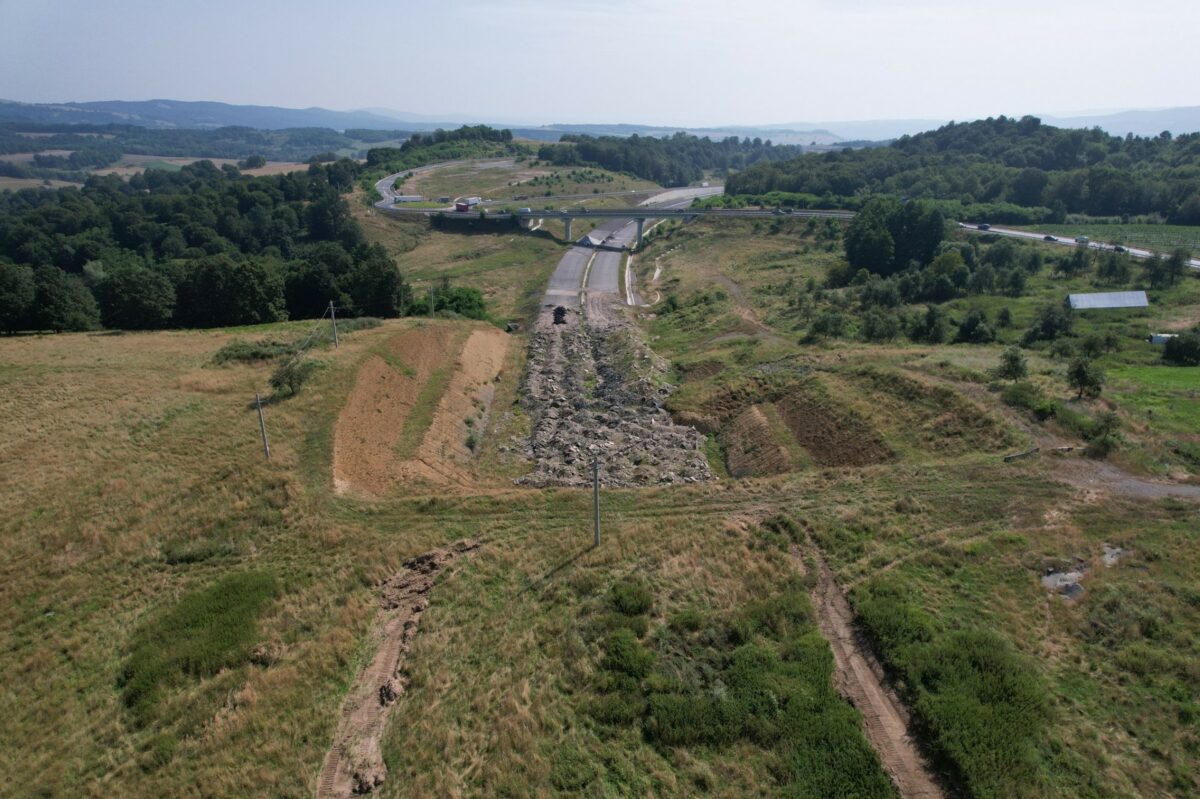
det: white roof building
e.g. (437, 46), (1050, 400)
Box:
(1068, 291), (1148, 310)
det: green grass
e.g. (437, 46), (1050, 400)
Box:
(854, 579), (1048, 799)
(586, 574), (897, 798)
(119, 572), (278, 724)
(1107, 365), (1200, 433)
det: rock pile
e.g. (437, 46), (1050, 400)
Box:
(518, 300), (712, 487)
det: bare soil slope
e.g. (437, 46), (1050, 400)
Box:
(332, 323), (509, 495)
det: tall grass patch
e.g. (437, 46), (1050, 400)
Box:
(119, 571), (278, 724)
(585, 575), (896, 798)
(854, 578), (1049, 798)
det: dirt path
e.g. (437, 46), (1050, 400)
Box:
(316, 540), (479, 799)
(804, 546), (946, 799)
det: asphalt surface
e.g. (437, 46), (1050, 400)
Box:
(959, 223), (1200, 270)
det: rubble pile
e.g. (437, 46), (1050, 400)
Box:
(518, 303), (712, 487)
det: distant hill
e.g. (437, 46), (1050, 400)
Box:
(1043, 107), (1200, 137)
(3, 98), (1198, 143)
(0, 99), (409, 130)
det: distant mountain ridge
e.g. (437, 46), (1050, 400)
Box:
(2, 98), (1198, 142)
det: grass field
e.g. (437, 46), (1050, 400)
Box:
(3, 178), (1200, 796)
(402, 158), (659, 202)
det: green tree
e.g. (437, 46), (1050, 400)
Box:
(0, 261), (36, 333)
(954, 308), (996, 344)
(996, 346), (1028, 380)
(175, 255), (286, 328)
(1162, 330), (1200, 366)
(94, 263), (176, 329)
(29, 266), (100, 331)
(1067, 357), (1105, 399)
(844, 212), (895, 274)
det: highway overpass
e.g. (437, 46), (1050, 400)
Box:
(380, 204), (855, 247)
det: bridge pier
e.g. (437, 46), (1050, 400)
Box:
(635, 218), (645, 250)
(563, 217), (572, 243)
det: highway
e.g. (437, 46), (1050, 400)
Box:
(544, 189), (711, 308)
(958, 223), (1200, 269)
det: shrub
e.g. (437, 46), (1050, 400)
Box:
(1162, 331), (1200, 366)
(601, 628), (655, 678)
(1066, 357), (1105, 399)
(213, 338), (295, 364)
(1001, 381), (1057, 420)
(119, 572), (277, 723)
(609, 578), (653, 616)
(995, 346), (1028, 381)
(269, 358), (320, 398)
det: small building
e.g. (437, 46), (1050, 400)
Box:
(1068, 291), (1148, 310)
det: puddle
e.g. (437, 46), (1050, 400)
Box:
(1102, 544), (1127, 567)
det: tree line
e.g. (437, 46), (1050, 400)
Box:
(0, 159), (431, 332)
(537, 132), (806, 187)
(725, 116), (1200, 223)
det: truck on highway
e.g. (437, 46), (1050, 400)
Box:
(454, 196), (482, 212)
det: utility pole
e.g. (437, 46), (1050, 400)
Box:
(329, 300), (339, 349)
(255, 392), (271, 461)
(592, 456), (600, 548)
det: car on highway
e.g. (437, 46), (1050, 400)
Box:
(519, 207), (531, 214)
(1113, 245), (1127, 253)
(1075, 236), (1090, 244)
(977, 223), (991, 231)
(1044, 235), (1056, 242)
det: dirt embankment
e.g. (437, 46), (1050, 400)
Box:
(333, 324), (509, 495)
(316, 539), (480, 799)
(518, 298), (712, 487)
(774, 385), (895, 467)
(724, 405), (793, 477)
(805, 546), (946, 799)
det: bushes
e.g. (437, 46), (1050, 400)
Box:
(268, 358), (320, 398)
(854, 581), (1048, 799)
(609, 579), (653, 617)
(584, 578), (894, 796)
(908, 631), (1049, 798)
(119, 571), (277, 723)
(1001, 381), (1056, 420)
(1162, 330), (1200, 366)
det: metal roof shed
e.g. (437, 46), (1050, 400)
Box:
(1068, 291), (1149, 310)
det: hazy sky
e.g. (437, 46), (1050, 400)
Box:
(0, 0), (1196, 126)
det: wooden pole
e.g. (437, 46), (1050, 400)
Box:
(329, 300), (339, 349)
(255, 392), (271, 461)
(592, 457), (600, 548)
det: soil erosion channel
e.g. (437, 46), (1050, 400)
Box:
(316, 540), (479, 799)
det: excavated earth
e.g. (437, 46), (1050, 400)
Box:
(518, 298), (712, 487)
(316, 539), (480, 799)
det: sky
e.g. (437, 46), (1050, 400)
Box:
(0, 0), (1196, 127)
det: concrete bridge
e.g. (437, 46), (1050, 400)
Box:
(381, 204), (855, 248)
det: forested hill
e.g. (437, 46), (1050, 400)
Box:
(724, 116), (1200, 224)
(0, 160), (415, 332)
(538, 132), (806, 186)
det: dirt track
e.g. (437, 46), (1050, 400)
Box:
(316, 540), (479, 799)
(806, 547), (945, 799)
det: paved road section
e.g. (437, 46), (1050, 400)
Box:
(959, 223), (1200, 270)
